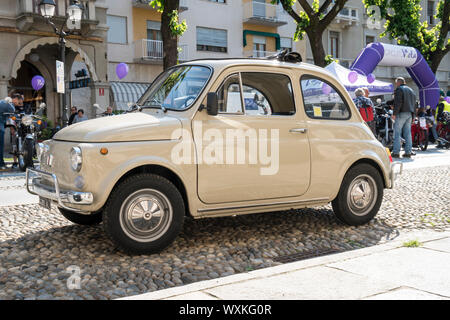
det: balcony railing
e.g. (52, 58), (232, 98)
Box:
(244, 50), (277, 58)
(243, 1), (288, 27)
(134, 39), (189, 62)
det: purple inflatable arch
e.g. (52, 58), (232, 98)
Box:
(350, 42), (440, 109)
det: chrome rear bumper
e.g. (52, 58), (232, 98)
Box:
(26, 168), (93, 211)
(389, 162), (403, 189)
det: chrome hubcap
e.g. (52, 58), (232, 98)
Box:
(120, 189), (173, 242)
(347, 174), (377, 216)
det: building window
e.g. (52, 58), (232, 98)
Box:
(208, 0), (226, 2)
(197, 27), (227, 53)
(329, 31), (340, 58)
(107, 15), (127, 44)
(365, 35), (376, 46)
(427, 1), (435, 25)
(147, 20), (162, 41)
(252, 36), (266, 57)
(280, 37), (292, 52)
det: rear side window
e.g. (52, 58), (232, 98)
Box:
(300, 75), (351, 120)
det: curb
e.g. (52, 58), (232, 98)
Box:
(121, 229), (450, 300)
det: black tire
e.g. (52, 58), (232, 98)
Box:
(19, 139), (34, 172)
(417, 129), (428, 151)
(332, 164), (384, 226)
(59, 208), (102, 225)
(102, 173), (185, 255)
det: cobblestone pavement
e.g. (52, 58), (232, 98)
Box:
(0, 166), (449, 300)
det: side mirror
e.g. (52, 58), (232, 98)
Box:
(206, 92), (218, 116)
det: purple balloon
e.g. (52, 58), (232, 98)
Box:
(367, 73), (376, 84)
(31, 75), (45, 91)
(322, 82), (332, 95)
(348, 71), (358, 84)
(116, 63), (129, 80)
(446, 97), (450, 104)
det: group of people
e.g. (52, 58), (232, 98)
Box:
(0, 91), (117, 169)
(353, 77), (448, 158)
(68, 105), (115, 125)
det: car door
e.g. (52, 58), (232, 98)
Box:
(193, 69), (311, 204)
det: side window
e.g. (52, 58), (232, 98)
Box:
(217, 73), (243, 114)
(300, 75), (351, 120)
(241, 72), (295, 116)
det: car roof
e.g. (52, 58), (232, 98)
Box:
(179, 58), (336, 80)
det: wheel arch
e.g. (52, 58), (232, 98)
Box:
(110, 164), (191, 217)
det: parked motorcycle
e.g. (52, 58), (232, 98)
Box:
(374, 103), (395, 150)
(5, 105), (45, 171)
(411, 116), (429, 151)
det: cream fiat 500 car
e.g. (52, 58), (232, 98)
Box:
(27, 53), (402, 254)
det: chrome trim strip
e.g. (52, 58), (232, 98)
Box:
(197, 197), (329, 213)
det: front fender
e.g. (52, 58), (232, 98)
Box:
(68, 140), (195, 212)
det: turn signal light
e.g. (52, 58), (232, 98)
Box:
(11, 116), (16, 121)
(37, 120), (42, 125)
(100, 148), (108, 155)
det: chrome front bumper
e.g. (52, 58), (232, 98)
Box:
(389, 162), (403, 189)
(26, 168), (93, 211)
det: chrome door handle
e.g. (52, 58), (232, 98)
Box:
(290, 128), (308, 134)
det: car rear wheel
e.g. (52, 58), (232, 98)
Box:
(332, 164), (384, 226)
(102, 173), (185, 255)
(58, 208), (102, 225)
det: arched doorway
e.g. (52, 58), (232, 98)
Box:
(9, 37), (102, 125)
(9, 60), (46, 114)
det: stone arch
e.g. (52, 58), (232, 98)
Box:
(10, 37), (99, 82)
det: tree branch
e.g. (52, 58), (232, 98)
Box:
(279, 0), (302, 24)
(297, 0), (314, 17)
(321, 0), (348, 27)
(437, 0), (450, 48)
(319, 0), (333, 14)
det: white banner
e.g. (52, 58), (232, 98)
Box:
(379, 43), (418, 68)
(56, 60), (65, 94)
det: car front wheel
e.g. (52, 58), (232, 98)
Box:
(332, 164), (384, 226)
(102, 173), (185, 255)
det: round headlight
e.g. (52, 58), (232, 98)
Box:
(70, 146), (83, 172)
(22, 115), (33, 126)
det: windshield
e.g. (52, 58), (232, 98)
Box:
(138, 65), (212, 111)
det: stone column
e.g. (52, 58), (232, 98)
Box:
(0, 79), (10, 99)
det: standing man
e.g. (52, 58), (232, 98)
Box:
(68, 106), (78, 125)
(392, 77), (416, 158)
(0, 96), (16, 170)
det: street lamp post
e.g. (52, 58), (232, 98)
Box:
(39, 0), (84, 128)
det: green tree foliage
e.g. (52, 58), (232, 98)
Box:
(149, 0), (187, 69)
(364, 0), (450, 73)
(276, 0), (349, 67)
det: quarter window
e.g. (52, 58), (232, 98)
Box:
(300, 75), (351, 120)
(217, 74), (243, 114)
